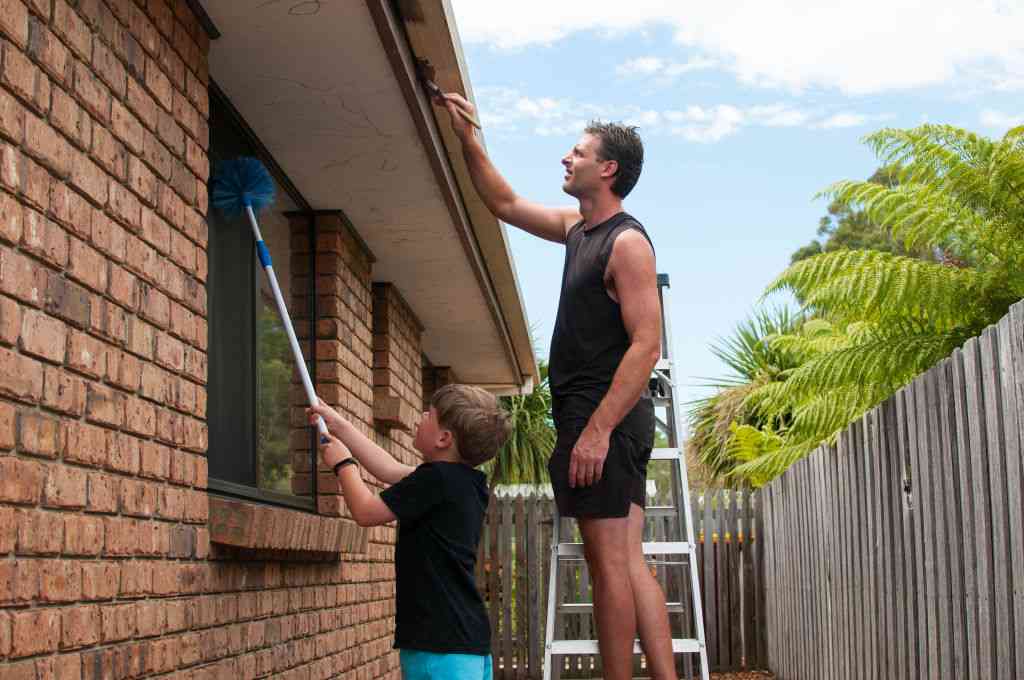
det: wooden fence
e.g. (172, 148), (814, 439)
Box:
(761, 300), (1024, 680)
(478, 489), (766, 679)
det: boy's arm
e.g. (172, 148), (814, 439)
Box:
(309, 400), (415, 484)
(438, 93), (581, 244)
(320, 435), (397, 528)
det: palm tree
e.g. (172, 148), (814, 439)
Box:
(484, 361), (556, 488)
(685, 307), (802, 486)
(728, 124), (1024, 484)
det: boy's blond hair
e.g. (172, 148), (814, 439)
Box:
(430, 384), (512, 467)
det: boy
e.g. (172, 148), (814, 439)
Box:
(308, 384), (512, 680)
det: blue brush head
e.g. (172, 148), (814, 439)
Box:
(210, 157), (276, 217)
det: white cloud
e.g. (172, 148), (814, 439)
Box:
(616, 55), (718, 80)
(474, 87), (883, 142)
(980, 109), (1024, 130)
(450, 0), (1024, 95)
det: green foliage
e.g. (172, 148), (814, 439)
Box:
(708, 124), (1024, 486)
(256, 300), (295, 494)
(483, 362), (556, 487)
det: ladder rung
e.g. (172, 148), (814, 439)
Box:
(550, 638), (700, 655)
(557, 541), (691, 557)
(645, 505), (676, 517)
(654, 359), (672, 371)
(558, 602), (687, 614)
(651, 447), (682, 460)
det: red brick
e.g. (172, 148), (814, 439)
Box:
(150, 563), (176, 595)
(170, 228), (195, 270)
(139, 206), (169, 252)
(16, 508), (63, 554)
(105, 348), (140, 391)
(184, 135), (206, 180)
(173, 90), (199, 140)
(141, 129), (171, 180)
(129, 2), (159, 55)
(125, 77), (156, 128)
(168, 301), (192, 343)
(38, 652), (82, 680)
(144, 57), (171, 111)
(0, 86), (25, 143)
(113, 561), (146, 598)
(3, 659), (35, 680)
(0, 0), (29, 49)
(0, 143), (20, 191)
(91, 211), (126, 261)
(49, 181), (91, 237)
(86, 471), (117, 512)
(39, 559), (81, 602)
(17, 410), (61, 461)
(0, 190), (21, 244)
(101, 603), (136, 642)
(90, 124), (126, 179)
(0, 41), (50, 114)
(27, 17), (70, 84)
(0, 610), (9, 658)
(101, 516), (132, 556)
(155, 408), (180, 445)
(139, 441), (168, 480)
(67, 238), (108, 294)
(24, 0), (47, 20)
(61, 607), (98, 648)
(135, 600), (165, 637)
(176, 377), (195, 414)
(89, 298), (126, 345)
(0, 401), (14, 449)
(25, 113), (70, 177)
(124, 396), (154, 437)
(0, 294), (20, 346)
(65, 330), (103, 378)
(0, 558), (40, 603)
(105, 430), (139, 474)
(85, 382), (123, 427)
(158, 485), (183, 520)
(127, 315), (154, 359)
(73, 59), (110, 124)
(91, 39), (125, 97)
(125, 233), (161, 285)
(63, 513), (103, 555)
(21, 208), (68, 269)
(20, 308), (66, 363)
(42, 365), (87, 415)
(111, 98), (143, 155)
(157, 107), (183, 156)
(109, 180), (141, 229)
(42, 462), (87, 508)
(11, 608), (60, 657)
(80, 561), (118, 600)
(186, 68), (207, 116)
(0, 456), (43, 503)
(63, 420), (105, 467)
(53, 0), (90, 60)
(0, 246), (45, 307)
(127, 156), (157, 206)
(156, 182), (183, 228)
(51, 90), (90, 151)
(120, 477), (157, 517)
(68, 150), (108, 205)
(21, 154), (49, 210)
(108, 263), (137, 310)
(43, 272), (91, 329)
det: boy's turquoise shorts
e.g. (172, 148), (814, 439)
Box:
(399, 650), (493, 680)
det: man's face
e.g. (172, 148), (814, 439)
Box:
(561, 133), (614, 197)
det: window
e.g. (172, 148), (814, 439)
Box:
(206, 84), (317, 510)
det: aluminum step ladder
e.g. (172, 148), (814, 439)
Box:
(542, 273), (710, 680)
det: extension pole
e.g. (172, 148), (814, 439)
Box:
(245, 204), (330, 439)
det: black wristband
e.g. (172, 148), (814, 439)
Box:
(333, 458), (358, 475)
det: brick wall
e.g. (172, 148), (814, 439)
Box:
(0, 2), (430, 678)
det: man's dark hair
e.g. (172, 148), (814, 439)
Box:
(585, 120), (644, 198)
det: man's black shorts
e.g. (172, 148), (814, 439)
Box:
(547, 420), (653, 519)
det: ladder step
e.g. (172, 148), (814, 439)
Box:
(651, 447), (682, 460)
(654, 359), (672, 371)
(550, 638), (700, 655)
(558, 602), (687, 614)
(645, 505), (676, 517)
(557, 541), (691, 557)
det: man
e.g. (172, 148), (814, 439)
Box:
(435, 92), (677, 680)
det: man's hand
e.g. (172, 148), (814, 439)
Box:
(569, 425), (611, 488)
(433, 91), (477, 142)
(318, 433), (352, 470)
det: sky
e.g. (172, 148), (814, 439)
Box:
(447, 0), (1024, 405)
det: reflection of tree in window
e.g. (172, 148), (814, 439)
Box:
(257, 291), (293, 493)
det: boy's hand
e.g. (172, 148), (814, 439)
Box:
(318, 432), (353, 470)
(307, 398), (348, 435)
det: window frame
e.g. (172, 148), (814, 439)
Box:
(206, 80), (320, 512)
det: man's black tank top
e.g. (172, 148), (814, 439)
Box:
(548, 212), (655, 441)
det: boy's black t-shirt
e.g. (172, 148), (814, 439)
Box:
(380, 461), (491, 655)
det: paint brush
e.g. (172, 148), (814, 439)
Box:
(415, 58), (482, 130)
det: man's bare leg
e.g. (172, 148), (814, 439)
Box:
(579, 514), (635, 680)
(628, 502), (679, 680)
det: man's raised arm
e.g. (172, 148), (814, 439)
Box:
(438, 93), (580, 244)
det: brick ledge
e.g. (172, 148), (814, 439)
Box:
(208, 495), (367, 557)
